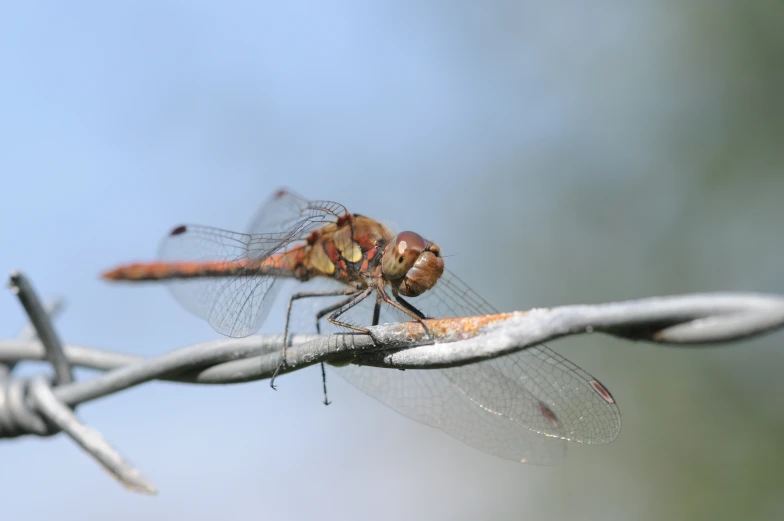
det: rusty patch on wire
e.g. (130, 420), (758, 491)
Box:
(380, 312), (519, 343)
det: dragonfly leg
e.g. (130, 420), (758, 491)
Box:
(372, 293), (383, 326)
(376, 285), (433, 339)
(311, 290), (377, 405)
(394, 294), (433, 340)
(314, 292), (365, 333)
(296, 289), (375, 404)
(320, 361), (331, 405)
(271, 287), (362, 392)
(325, 287), (375, 333)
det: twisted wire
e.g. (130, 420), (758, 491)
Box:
(2, 271), (783, 494)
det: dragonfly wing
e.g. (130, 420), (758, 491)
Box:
(335, 359), (566, 464)
(436, 342), (621, 445)
(157, 225), (286, 338)
(332, 268), (620, 462)
(156, 189), (351, 338)
(246, 187), (350, 241)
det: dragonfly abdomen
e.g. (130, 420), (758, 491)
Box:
(102, 260), (253, 281)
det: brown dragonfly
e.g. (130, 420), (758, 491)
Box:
(102, 188), (620, 465)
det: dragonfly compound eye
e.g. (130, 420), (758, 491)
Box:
(382, 231), (444, 297)
(382, 231), (427, 279)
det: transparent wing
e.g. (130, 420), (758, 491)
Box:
(246, 187), (349, 240)
(337, 360), (566, 464)
(332, 269), (621, 464)
(158, 189), (349, 338)
(157, 225), (287, 337)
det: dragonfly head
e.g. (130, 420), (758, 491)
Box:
(381, 231), (444, 297)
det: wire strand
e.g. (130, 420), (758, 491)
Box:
(3, 271), (783, 494)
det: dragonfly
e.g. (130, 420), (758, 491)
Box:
(102, 188), (620, 465)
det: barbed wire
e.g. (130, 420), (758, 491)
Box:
(2, 270), (783, 494)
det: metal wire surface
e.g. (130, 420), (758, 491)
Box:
(2, 270), (783, 494)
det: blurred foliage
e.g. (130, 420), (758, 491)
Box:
(461, 3), (784, 520)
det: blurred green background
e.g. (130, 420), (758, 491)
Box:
(2, 2), (783, 520)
